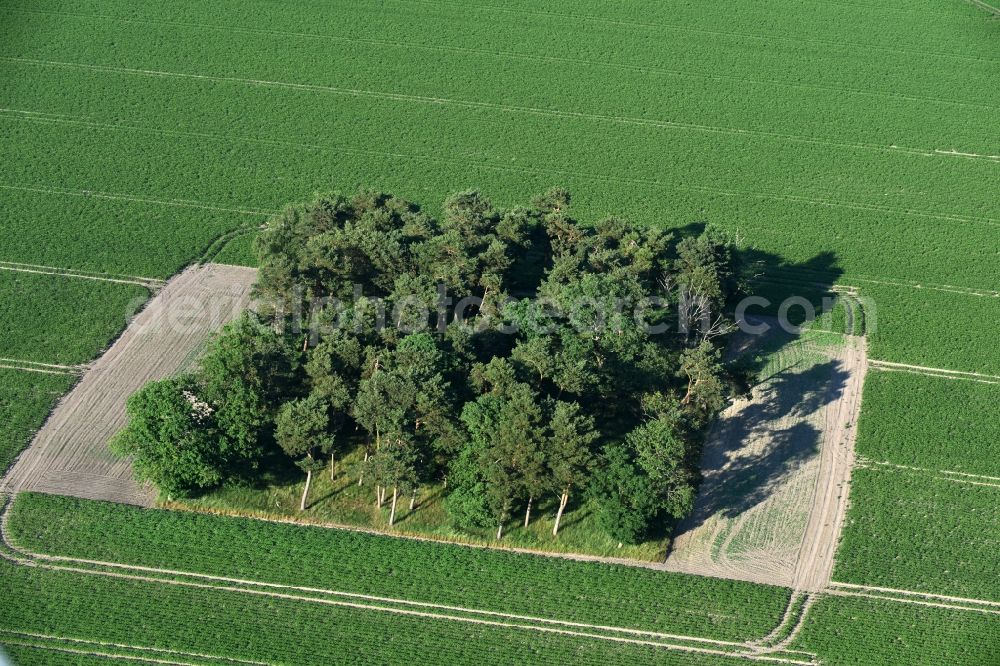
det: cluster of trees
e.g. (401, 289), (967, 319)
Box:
(115, 188), (742, 544)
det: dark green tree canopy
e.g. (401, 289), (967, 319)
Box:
(111, 375), (224, 498)
(118, 188), (743, 543)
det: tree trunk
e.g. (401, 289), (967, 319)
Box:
(300, 469), (312, 512)
(552, 491), (569, 537)
(496, 521), (504, 540)
(329, 452), (336, 480)
(409, 488), (417, 511)
(476, 286), (490, 323)
(302, 334), (308, 352)
(358, 449), (369, 486)
(524, 496), (533, 528)
(389, 487), (398, 526)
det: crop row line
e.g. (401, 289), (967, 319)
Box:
(5, 8), (999, 110)
(0, 629), (269, 666)
(6, 57), (1000, 166)
(0, 496), (815, 664)
(0, 259), (164, 288)
(5, 102), (1000, 234)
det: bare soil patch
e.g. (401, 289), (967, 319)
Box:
(1, 264), (257, 506)
(663, 320), (867, 591)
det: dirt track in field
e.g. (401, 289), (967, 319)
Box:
(0, 498), (819, 665)
(663, 321), (867, 592)
(1, 264), (257, 506)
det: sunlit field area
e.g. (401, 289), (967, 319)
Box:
(1, 0), (998, 664)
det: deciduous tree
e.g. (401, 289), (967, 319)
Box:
(275, 394), (331, 511)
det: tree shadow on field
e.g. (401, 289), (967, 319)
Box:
(672, 221), (845, 323)
(675, 351), (850, 536)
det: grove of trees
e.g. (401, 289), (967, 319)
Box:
(113, 188), (744, 544)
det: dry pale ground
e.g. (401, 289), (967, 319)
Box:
(1, 264), (257, 506)
(662, 321), (867, 591)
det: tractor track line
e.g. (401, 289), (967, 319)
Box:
(753, 274), (998, 299)
(964, 0), (1000, 16)
(0, 496), (814, 663)
(6, 56), (1000, 155)
(4, 107), (1000, 233)
(0, 629), (270, 666)
(23, 551), (753, 648)
(0, 261), (162, 289)
(825, 589), (1000, 615)
(6, 103), (998, 195)
(398, 0), (985, 52)
(0, 183), (275, 217)
(867, 365), (1000, 385)
(829, 582), (1000, 607)
(0, 260), (165, 285)
(856, 459), (1000, 483)
(0, 364), (78, 376)
(936, 476), (1000, 489)
(868, 360), (1000, 381)
(768, 595), (820, 652)
(0, 639), (199, 666)
(5, 57), (1000, 159)
(4, 7), (999, 109)
(0, 358), (85, 371)
(8, 109), (998, 216)
(9, 109), (1000, 227)
(17, 561), (818, 664)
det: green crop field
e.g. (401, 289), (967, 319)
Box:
(833, 466), (1000, 601)
(0, 272), (146, 366)
(1, 0), (998, 663)
(0, 370), (75, 473)
(790, 596), (1000, 665)
(8, 493), (791, 641)
(856, 371), (1000, 476)
(0, 558), (751, 666)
